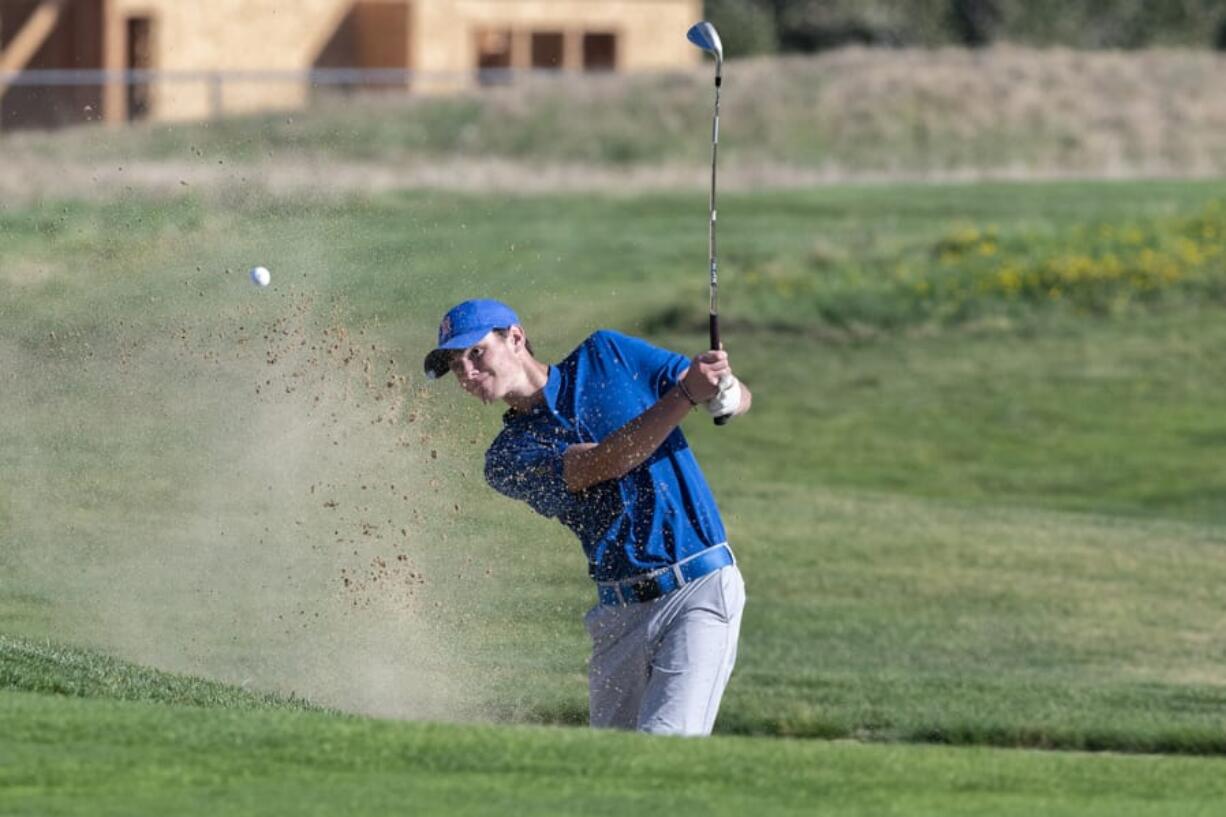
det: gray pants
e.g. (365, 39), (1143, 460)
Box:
(584, 565), (745, 736)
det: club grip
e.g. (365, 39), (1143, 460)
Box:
(709, 313), (731, 426)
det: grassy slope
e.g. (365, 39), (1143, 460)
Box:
(2, 181), (1225, 757)
(5, 639), (1222, 815)
(0, 634), (316, 711)
(4, 688), (1226, 817)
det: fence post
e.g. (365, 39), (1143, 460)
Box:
(208, 71), (224, 119)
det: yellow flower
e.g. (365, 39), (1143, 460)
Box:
(938, 224), (981, 258)
(1175, 238), (1203, 267)
(951, 225), (980, 245)
(1100, 254), (1122, 279)
(1138, 248), (1159, 273)
(996, 266), (1022, 296)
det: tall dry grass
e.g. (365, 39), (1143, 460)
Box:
(2, 46), (1226, 199)
(768, 45), (1226, 176)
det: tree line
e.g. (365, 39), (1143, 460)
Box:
(707, 0), (1226, 55)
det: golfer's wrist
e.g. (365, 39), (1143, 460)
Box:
(675, 379), (701, 407)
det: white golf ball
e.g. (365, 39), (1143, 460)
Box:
(249, 265), (271, 287)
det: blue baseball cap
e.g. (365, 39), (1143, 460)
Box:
(423, 299), (520, 379)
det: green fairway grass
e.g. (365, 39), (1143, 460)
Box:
(2, 180), (1225, 762)
(0, 634), (317, 711)
(4, 688), (1226, 817)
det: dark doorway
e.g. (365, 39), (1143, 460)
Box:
(313, 1), (410, 94)
(0, 0), (105, 130)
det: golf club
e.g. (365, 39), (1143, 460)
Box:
(686, 21), (731, 426)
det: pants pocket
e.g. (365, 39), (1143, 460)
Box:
(714, 566), (745, 624)
(583, 603), (603, 639)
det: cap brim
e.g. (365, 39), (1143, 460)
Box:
(422, 328), (497, 379)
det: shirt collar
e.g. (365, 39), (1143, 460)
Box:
(540, 364), (562, 414)
(503, 365), (562, 424)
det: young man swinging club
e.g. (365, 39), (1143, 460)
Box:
(424, 299), (751, 736)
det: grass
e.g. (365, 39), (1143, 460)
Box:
(711, 312), (1226, 521)
(2, 179), (1226, 817)
(3, 181), (1226, 750)
(723, 200), (1226, 332)
(716, 484), (1226, 747)
(0, 634), (316, 711)
(4, 689), (1226, 817)
(4, 47), (1226, 812)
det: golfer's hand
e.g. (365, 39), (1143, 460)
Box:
(705, 374), (742, 418)
(680, 350), (732, 404)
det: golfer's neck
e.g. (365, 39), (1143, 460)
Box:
(503, 358), (550, 413)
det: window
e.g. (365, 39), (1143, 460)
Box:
(531, 32), (563, 70)
(583, 32), (616, 71)
(476, 28), (512, 84)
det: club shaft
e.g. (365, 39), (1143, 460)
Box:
(707, 65), (730, 426)
(708, 68), (721, 352)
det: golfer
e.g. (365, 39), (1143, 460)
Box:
(424, 299), (751, 736)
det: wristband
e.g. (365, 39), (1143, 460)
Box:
(676, 378), (700, 406)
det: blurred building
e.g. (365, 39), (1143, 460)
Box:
(0, 0), (702, 129)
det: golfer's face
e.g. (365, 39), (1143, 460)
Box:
(450, 332), (510, 403)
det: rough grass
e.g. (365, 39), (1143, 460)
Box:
(4, 689), (1226, 817)
(714, 199), (1226, 332)
(0, 634), (317, 711)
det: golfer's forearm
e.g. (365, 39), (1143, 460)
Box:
(563, 387), (694, 492)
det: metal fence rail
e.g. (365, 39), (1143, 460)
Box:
(0, 68), (453, 86)
(0, 67), (567, 124)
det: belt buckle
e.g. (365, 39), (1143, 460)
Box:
(626, 576), (658, 603)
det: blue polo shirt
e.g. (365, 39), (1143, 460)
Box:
(485, 330), (728, 583)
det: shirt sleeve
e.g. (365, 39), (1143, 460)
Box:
(485, 428), (575, 520)
(596, 330), (690, 398)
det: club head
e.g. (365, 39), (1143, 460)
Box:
(686, 21), (723, 63)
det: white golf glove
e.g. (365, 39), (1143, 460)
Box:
(704, 375), (742, 419)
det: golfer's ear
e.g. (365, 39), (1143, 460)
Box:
(509, 325), (526, 350)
